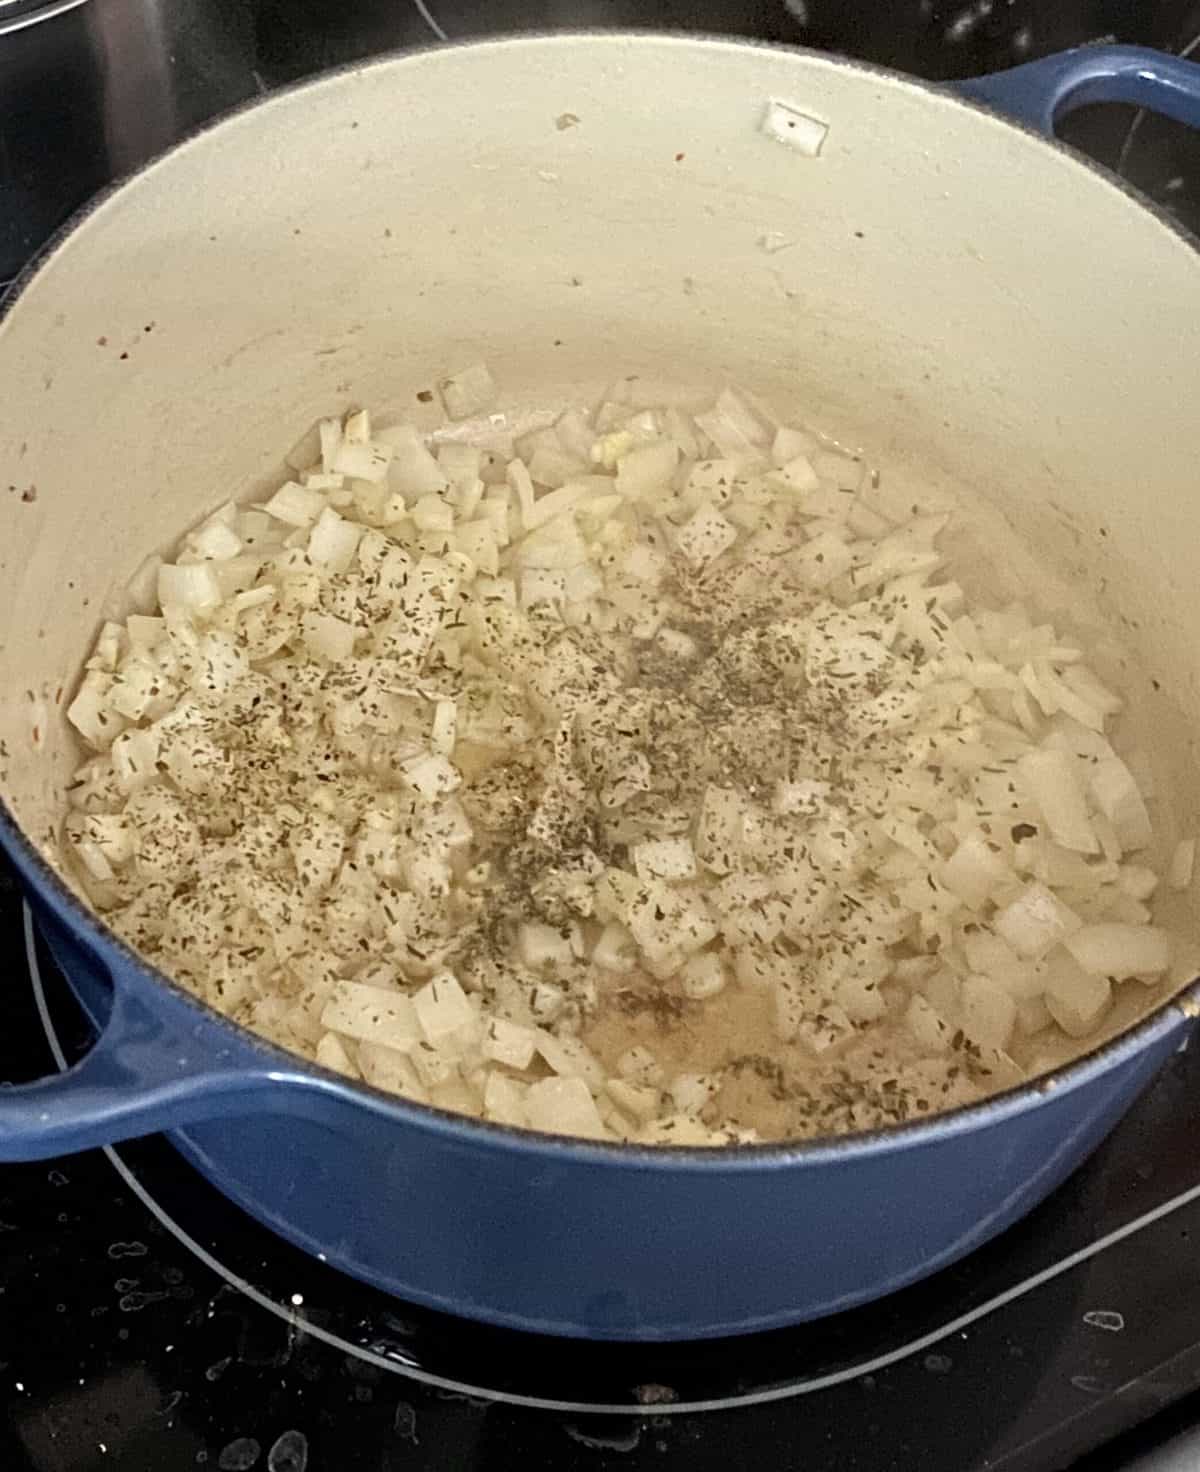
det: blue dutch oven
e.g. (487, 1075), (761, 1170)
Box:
(1, 34), (1199, 1340)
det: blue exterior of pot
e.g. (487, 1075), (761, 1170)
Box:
(2, 39), (1200, 1340)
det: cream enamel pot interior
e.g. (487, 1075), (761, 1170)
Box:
(1, 34), (1200, 1341)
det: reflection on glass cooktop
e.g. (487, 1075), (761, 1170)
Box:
(6, 3), (1200, 1470)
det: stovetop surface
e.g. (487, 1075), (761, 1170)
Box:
(5, 3), (1200, 1470)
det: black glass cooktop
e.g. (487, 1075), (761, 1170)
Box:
(6, 3), (1200, 1470)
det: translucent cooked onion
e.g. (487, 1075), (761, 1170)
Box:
(60, 378), (1188, 1146)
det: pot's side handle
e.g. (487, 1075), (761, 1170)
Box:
(955, 43), (1200, 138)
(0, 978), (304, 1162)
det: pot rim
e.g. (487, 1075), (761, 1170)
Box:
(3, 28), (1198, 1167)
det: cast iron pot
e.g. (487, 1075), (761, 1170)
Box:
(1, 34), (1199, 1340)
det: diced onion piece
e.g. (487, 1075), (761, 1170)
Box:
(302, 611), (356, 662)
(67, 671), (122, 749)
(410, 1044), (456, 1089)
(1118, 865), (1159, 902)
(438, 441), (483, 483)
(1040, 950), (1112, 1037)
(522, 480), (593, 531)
(675, 502), (737, 568)
(456, 519), (500, 575)
(793, 530), (853, 589)
(320, 983), (422, 1053)
(263, 481), (327, 527)
(1064, 923), (1172, 979)
(694, 387), (770, 460)
(1016, 995), (1054, 1036)
(524, 1076), (606, 1139)
(535, 1032), (606, 1090)
(1089, 749), (1153, 852)
(592, 922), (638, 974)
(124, 614), (164, 652)
(110, 727), (160, 793)
(318, 417), (342, 474)
(343, 408), (370, 444)
(481, 1018), (537, 1071)
(626, 882), (718, 978)
(959, 973), (1017, 1052)
(307, 507), (362, 574)
(412, 970), (475, 1042)
(315, 1033), (360, 1078)
(72, 836), (114, 881)
(412, 494), (454, 533)
(771, 453), (821, 494)
(694, 785), (750, 875)
(400, 752), (461, 800)
(188, 520), (243, 562)
(378, 424), (448, 499)
(606, 1078), (660, 1122)
(516, 920), (574, 970)
(615, 440), (678, 499)
(942, 831), (1011, 909)
(906, 994), (952, 1053)
(515, 515), (587, 570)
(430, 699), (457, 756)
(357, 1041), (428, 1100)
(680, 951), (727, 1000)
(1017, 748), (1097, 854)
(994, 882), (1082, 959)
(157, 562), (221, 616)
(669, 1072), (721, 1116)
(333, 439), (391, 483)
(482, 1072), (528, 1126)
(632, 836), (697, 883)
(792, 999), (857, 1056)
(960, 927), (1042, 1000)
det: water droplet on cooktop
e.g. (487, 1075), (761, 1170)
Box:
(106, 1241), (147, 1260)
(218, 1437), (261, 1471)
(393, 1402), (418, 1443)
(267, 1429), (308, 1472)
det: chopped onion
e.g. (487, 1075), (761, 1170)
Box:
(1064, 923), (1172, 979)
(64, 382), (1181, 1148)
(1040, 950), (1112, 1037)
(1017, 748), (1097, 854)
(959, 973), (1018, 1052)
(994, 882), (1083, 959)
(524, 1077), (606, 1140)
(320, 983), (422, 1053)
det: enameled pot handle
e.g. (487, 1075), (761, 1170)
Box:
(0, 958), (294, 1163)
(956, 43), (1200, 137)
